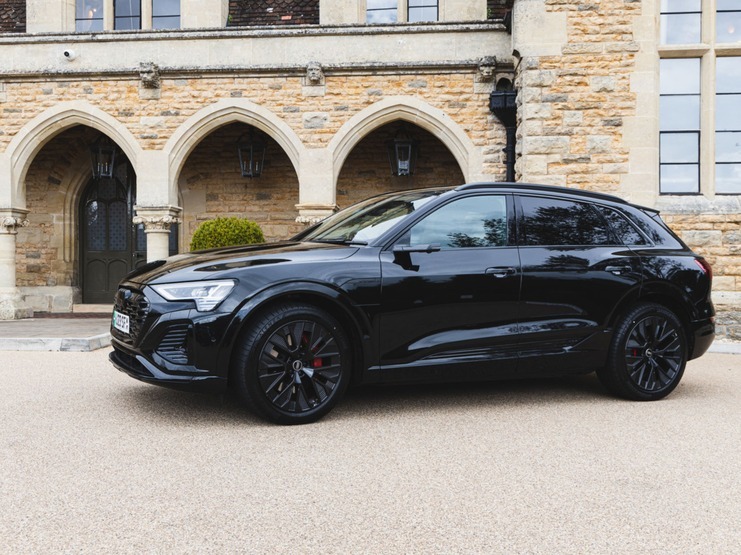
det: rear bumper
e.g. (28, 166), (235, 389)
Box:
(110, 343), (227, 394)
(689, 318), (715, 360)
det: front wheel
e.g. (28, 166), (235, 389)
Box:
(232, 304), (352, 424)
(597, 303), (687, 401)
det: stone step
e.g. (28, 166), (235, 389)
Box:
(72, 304), (112, 314)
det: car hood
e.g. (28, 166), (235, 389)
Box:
(124, 241), (358, 285)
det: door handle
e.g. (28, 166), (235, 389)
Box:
(605, 265), (631, 276)
(485, 267), (516, 278)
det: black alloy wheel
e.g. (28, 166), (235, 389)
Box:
(597, 303), (687, 401)
(233, 304), (351, 424)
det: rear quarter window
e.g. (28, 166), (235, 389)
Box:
(596, 206), (648, 246)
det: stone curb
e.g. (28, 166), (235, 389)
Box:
(0, 333), (111, 352)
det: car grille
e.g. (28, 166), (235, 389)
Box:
(112, 287), (151, 345)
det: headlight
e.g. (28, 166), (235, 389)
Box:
(152, 280), (236, 312)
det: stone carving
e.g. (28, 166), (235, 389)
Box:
(132, 214), (181, 232)
(0, 216), (29, 234)
(306, 62), (325, 86)
(477, 57), (497, 82)
(139, 62), (161, 89)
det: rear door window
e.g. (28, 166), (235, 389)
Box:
(519, 196), (611, 246)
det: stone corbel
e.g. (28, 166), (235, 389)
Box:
(139, 62), (162, 100)
(295, 204), (338, 226)
(302, 61), (327, 97)
(0, 209), (30, 235)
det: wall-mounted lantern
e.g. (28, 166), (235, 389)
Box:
(89, 136), (118, 180)
(237, 127), (267, 178)
(386, 125), (419, 177)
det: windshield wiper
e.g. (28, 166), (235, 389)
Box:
(310, 238), (368, 246)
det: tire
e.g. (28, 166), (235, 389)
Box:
(232, 303), (352, 424)
(597, 302), (687, 401)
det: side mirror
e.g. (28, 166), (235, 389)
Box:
(392, 243), (441, 270)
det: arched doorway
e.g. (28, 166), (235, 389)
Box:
(79, 160), (143, 304)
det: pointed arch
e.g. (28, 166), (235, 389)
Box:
(165, 99), (307, 203)
(6, 101), (143, 207)
(328, 96), (482, 186)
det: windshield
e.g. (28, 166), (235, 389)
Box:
(301, 189), (449, 244)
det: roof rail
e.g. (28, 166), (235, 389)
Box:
(456, 182), (628, 205)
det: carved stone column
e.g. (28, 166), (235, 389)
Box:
(0, 209), (32, 319)
(133, 206), (182, 263)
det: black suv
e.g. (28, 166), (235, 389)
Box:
(110, 183), (715, 424)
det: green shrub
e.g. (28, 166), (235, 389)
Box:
(190, 217), (265, 251)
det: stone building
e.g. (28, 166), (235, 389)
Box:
(0, 0), (739, 340)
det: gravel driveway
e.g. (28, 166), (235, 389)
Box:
(1, 349), (739, 554)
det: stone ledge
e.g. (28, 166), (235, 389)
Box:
(0, 333), (111, 352)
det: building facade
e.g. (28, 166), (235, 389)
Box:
(0, 0), (739, 340)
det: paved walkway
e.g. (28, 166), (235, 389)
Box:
(0, 317), (111, 351)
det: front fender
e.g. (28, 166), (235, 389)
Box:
(216, 280), (376, 379)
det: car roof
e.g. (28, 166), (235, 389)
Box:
(456, 182), (629, 206)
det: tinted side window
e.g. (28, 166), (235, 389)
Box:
(520, 196), (611, 246)
(597, 206), (648, 245)
(405, 195), (508, 248)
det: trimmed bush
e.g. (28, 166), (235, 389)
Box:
(190, 217), (265, 251)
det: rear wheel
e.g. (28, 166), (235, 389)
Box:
(232, 303), (352, 424)
(597, 303), (687, 401)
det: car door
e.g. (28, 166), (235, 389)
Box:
(376, 193), (521, 382)
(515, 194), (643, 374)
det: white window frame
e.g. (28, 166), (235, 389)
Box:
(76, 0), (180, 31)
(364, 0), (440, 24)
(659, 0), (741, 196)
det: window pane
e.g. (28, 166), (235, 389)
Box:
(661, 133), (699, 163)
(660, 164), (699, 193)
(660, 0), (701, 12)
(716, 58), (741, 93)
(409, 7), (438, 22)
(660, 58), (700, 94)
(716, 164), (741, 194)
(717, 12), (741, 43)
(115, 0), (140, 17)
(520, 197), (610, 246)
(716, 95), (741, 130)
(716, 132), (741, 162)
(153, 0), (179, 16)
(152, 16), (180, 29)
(76, 0), (104, 31)
(660, 96), (700, 130)
(660, 14), (701, 44)
(367, 0), (396, 23)
(408, 196), (508, 249)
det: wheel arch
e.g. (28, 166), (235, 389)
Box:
(220, 282), (373, 385)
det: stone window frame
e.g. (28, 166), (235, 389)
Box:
(75, 0), (180, 31)
(659, 0), (741, 196)
(364, 0), (440, 24)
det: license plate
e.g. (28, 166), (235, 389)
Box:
(112, 310), (130, 334)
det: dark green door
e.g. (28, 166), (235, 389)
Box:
(80, 163), (144, 304)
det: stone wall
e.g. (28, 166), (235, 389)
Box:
(0, 72), (493, 156)
(515, 0), (639, 194)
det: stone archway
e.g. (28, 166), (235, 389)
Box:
(328, 96), (483, 200)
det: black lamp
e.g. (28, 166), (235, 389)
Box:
(237, 127), (267, 178)
(90, 136), (117, 180)
(386, 125), (419, 177)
